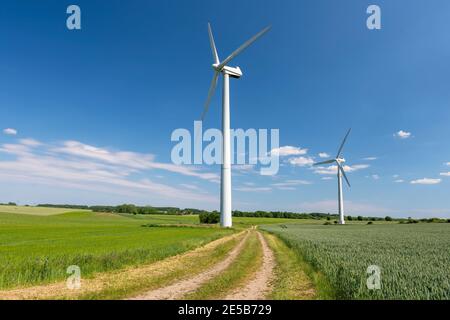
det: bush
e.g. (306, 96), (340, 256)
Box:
(367, 221), (373, 225)
(324, 222), (332, 225)
(385, 216), (393, 221)
(199, 212), (220, 224)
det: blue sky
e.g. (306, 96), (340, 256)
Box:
(1, 0), (449, 217)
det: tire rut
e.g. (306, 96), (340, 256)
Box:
(129, 230), (251, 300)
(223, 232), (275, 300)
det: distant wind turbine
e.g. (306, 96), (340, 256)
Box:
(314, 129), (352, 225)
(201, 23), (271, 228)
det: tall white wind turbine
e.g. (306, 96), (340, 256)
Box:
(201, 23), (270, 228)
(314, 129), (352, 225)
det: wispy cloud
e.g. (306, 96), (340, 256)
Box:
(3, 128), (17, 136)
(394, 130), (412, 139)
(270, 146), (307, 157)
(0, 138), (217, 204)
(371, 174), (380, 180)
(314, 164), (369, 175)
(363, 157), (377, 161)
(288, 156), (315, 167)
(272, 179), (311, 189)
(318, 152), (329, 158)
(234, 186), (272, 192)
(410, 178), (441, 185)
(19, 138), (42, 147)
(394, 179), (404, 183)
(439, 172), (450, 177)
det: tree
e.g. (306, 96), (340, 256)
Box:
(385, 216), (393, 222)
(357, 216), (363, 221)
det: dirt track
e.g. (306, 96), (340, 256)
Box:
(223, 232), (275, 300)
(129, 231), (250, 300)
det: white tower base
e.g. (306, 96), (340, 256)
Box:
(338, 170), (345, 225)
(220, 72), (232, 228)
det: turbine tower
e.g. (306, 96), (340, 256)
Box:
(201, 23), (270, 228)
(314, 129), (352, 225)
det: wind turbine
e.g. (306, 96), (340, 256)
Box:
(314, 129), (352, 225)
(200, 23), (270, 228)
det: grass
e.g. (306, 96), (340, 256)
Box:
(79, 232), (245, 300)
(0, 210), (233, 290)
(262, 223), (450, 299)
(184, 231), (263, 299)
(263, 232), (329, 300)
(0, 205), (91, 216)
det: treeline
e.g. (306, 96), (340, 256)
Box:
(36, 203), (338, 219)
(37, 204), (205, 215)
(33, 203), (450, 222)
(232, 210), (338, 220)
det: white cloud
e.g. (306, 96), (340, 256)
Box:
(394, 179), (404, 183)
(410, 178), (441, 185)
(0, 139), (218, 204)
(363, 157), (377, 161)
(393, 174), (400, 178)
(234, 186), (272, 192)
(272, 179), (311, 189)
(314, 164), (369, 175)
(54, 140), (218, 182)
(271, 146), (307, 157)
(179, 183), (201, 191)
(288, 156), (315, 167)
(3, 128), (17, 136)
(318, 152), (330, 158)
(371, 174), (380, 180)
(446, 162), (450, 167)
(19, 138), (42, 147)
(439, 172), (450, 177)
(233, 164), (255, 172)
(321, 177), (333, 180)
(394, 130), (411, 139)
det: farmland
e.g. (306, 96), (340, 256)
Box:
(262, 223), (450, 299)
(0, 209), (234, 290)
(0, 206), (301, 292)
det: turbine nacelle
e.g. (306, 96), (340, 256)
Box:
(221, 66), (243, 78)
(336, 157), (346, 164)
(201, 23), (270, 121)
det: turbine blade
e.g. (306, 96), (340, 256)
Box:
(336, 128), (352, 158)
(338, 163), (351, 187)
(218, 25), (271, 69)
(201, 71), (220, 121)
(208, 23), (220, 65)
(313, 159), (336, 166)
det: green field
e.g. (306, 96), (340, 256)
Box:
(262, 223), (450, 299)
(0, 205), (91, 216)
(0, 206), (302, 291)
(0, 210), (233, 289)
